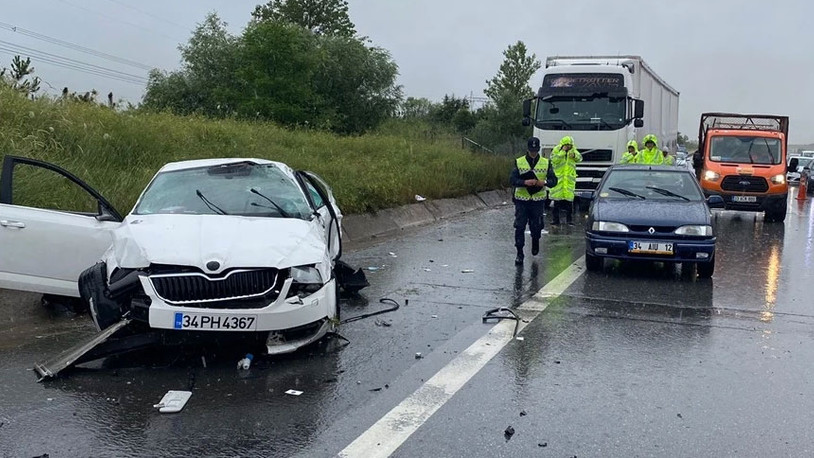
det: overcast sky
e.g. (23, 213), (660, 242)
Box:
(2, 0), (812, 142)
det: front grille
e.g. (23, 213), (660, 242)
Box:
(576, 169), (607, 179)
(628, 225), (678, 234)
(579, 149), (613, 162)
(150, 269), (282, 304)
(720, 175), (769, 193)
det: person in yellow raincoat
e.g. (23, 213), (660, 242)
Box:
(549, 136), (582, 226)
(634, 134), (665, 165)
(620, 140), (639, 164)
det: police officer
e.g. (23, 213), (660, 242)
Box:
(620, 140), (639, 164)
(549, 136), (582, 226)
(510, 137), (558, 265)
(634, 134), (665, 165)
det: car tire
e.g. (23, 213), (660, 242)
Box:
(681, 262), (697, 279)
(79, 262), (123, 331)
(764, 197), (787, 223)
(585, 251), (603, 272)
(697, 257), (715, 279)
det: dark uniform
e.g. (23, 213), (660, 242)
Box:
(510, 137), (558, 265)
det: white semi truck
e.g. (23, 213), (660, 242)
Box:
(522, 55), (679, 201)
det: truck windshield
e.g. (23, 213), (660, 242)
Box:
(709, 136), (782, 165)
(536, 94), (626, 131)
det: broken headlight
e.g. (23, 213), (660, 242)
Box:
(287, 265), (324, 299)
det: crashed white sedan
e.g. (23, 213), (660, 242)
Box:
(0, 156), (361, 355)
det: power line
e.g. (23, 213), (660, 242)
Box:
(0, 47), (147, 86)
(101, 0), (190, 31)
(0, 22), (155, 71)
(0, 40), (148, 83)
(54, 0), (187, 42)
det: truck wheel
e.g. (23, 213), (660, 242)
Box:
(79, 263), (123, 331)
(586, 251), (603, 272)
(764, 197), (788, 223)
(697, 257), (715, 279)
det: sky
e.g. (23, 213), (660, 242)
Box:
(2, 0), (813, 143)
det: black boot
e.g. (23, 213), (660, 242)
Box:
(515, 248), (524, 265)
(531, 238), (540, 256)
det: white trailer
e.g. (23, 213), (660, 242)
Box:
(522, 55), (679, 200)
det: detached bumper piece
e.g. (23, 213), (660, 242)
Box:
(336, 260), (369, 294)
(33, 319), (159, 381)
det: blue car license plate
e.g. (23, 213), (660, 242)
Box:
(628, 241), (674, 255)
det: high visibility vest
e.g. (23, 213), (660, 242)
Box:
(514, 155), (549, 201)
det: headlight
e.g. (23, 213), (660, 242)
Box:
(703, 170), (721, 182)
(288, 265), (323, 298)
(770, 174), (785, 184)
(591, 221), (630, 232)
(674, 225), (713, 236)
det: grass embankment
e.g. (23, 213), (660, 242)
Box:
(0, 87), (511, 214)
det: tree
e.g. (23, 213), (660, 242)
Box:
(0, 55), (41, 95)
(484, 41), (540, 102)
(252, 0), (356, 37)
(400, 97), (434, 119)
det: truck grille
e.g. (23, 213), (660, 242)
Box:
(150, 269), (282, 304)
(579, 149), (613, 162)
(720, 175), (769, 193)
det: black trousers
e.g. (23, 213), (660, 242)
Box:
(551, 200), (573, 224)
(514, 200), (545, 248)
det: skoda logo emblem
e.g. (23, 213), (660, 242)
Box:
(648, 227), (656, 234)
(206, 261), (221, 271)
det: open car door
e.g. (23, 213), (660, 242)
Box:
(0, 156), (122, 297)
(298, 171), (343, 262)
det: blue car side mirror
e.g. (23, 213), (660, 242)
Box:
(706, 195), (725, 209)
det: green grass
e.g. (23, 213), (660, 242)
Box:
(0, 86), (511, 214)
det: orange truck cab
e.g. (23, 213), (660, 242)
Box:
(693, 113), (791, 222)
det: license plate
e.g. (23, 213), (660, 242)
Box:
(732, 195), (757, 203)
(628, 241), (674, 255)
(173, 312), (257, 331)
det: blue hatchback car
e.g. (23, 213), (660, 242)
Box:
(585, 165), (725, 278)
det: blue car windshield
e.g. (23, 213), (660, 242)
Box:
(599, 170), (704, 201)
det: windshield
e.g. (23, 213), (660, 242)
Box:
(599, 169), (704, 201)
(134, 162), (312, 219)
(709, 136), (782, 165)
(536, 94), (626, 131)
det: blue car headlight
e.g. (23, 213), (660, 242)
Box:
(591, 221), (630, 233)
(674, 225), (713, 236)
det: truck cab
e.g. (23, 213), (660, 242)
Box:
(694, 113), (790, 222)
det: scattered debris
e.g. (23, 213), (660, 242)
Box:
(237, 353), (253, 370)
(538, 442), (548, 447)
(385, 384), (389, 389)
(366, 267), (380, 271)
(285, 390), (303, 396)
(423, 268), (432, 272)
(442, 264), (449, 268)
(323, 378), (338, 384)
(504, 425), (515, 441)
(431, 315), (438, 319)
(429, 260), (434, 263)
(153, 390), (192, 414)
(32, 454), (50, 458)
(46, 398), (54, 402)
(388, 252), (398, 258)
(415, 352), (423, 359)
(516, 336), (525, 341)
(677, 413), (683, 419)
(357, 381), (362, 385)
(369, 387), (382, 392)
(554, 360), (561, 364)
(502, 201), (508, 205)
(415, 194), (427, 202)
(520, 410), (527, 417)
(461, 269), (474, 273)
(201, 356), (207, 369)
(374, 319), (392, 327)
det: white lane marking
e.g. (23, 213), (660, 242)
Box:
(339, 257), (586, 458)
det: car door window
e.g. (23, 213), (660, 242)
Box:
(303, 180), (326, 209)
(9, 163), (99, 214)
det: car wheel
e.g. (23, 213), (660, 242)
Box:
(585, 251), (603, 272)
(697, 257), (715, 279)
(79, 263), (123, 331)
(764, 198), (787, 223)
(681, 262), (697, 279)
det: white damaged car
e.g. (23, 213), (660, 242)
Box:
(0, 156), (365, 354)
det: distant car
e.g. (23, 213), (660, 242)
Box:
(585, 164), (724, 278)
(0, 156), (354, 355)
(787, 157), (813, 184)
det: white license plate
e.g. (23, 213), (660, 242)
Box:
(628, 241), (674, 255)
(732, 195), (757, 203)
(173, 312), (257, 331)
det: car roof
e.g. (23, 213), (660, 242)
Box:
(157, 158), (290, 173)
(608, 164), (692, 173)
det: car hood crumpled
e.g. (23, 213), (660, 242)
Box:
(109, 214), (328, 272)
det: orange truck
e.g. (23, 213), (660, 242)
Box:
(693, 113), (791, 222)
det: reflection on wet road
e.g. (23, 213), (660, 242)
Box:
(2, 198), (814, 457)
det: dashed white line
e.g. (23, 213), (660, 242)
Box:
(339, 257), (586, 458)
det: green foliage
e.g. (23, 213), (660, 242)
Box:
(142, 12), (401, 134)
(0, 55), (41, 95)
(0, 86), (510, 214)
(252, 0), (356, 37)
(484, 41), (541, 102)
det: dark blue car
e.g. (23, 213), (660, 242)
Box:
(585, 165), (725, 278)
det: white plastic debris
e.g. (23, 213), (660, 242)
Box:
(415, 194), (427, 202)
(367, 267), (380, 271)
(237, 353), (253, 370)
(153, 390), (192, 414)
(415, 352), (423, 359)
(423, 268), (432, 272)
(389, 252), (398, 257)
(431, 315), (438, 319)
(285, 390), (303, 396)
(461, 269), (474, 274)
(516, 337), (525, 341)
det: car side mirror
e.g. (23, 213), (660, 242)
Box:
(706, 195), (725, 209)
(95, 202), (119, 222)
(522, 117), (531, 127)
(633, 99), (644, 118)
(634, 119), (644, 128)
(522, 99), (532, 118)
(788, 158), (799, 172)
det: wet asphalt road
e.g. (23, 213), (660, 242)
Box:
(2, 197), (814, 457)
